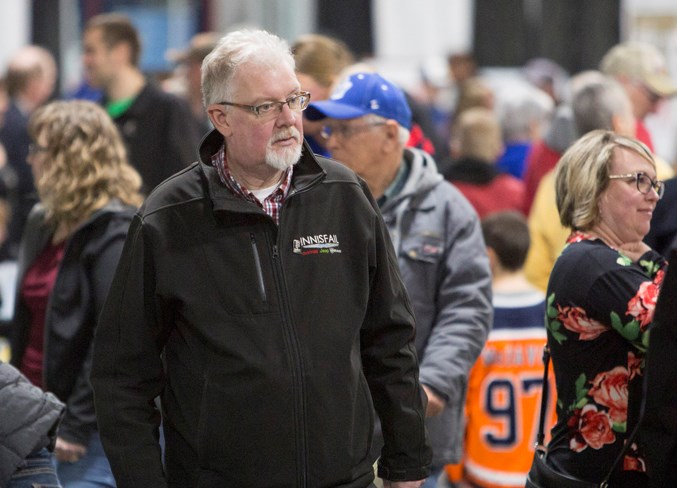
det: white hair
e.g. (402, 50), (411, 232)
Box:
(201, 29), (295, 107)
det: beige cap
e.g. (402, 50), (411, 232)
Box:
(600, 41), (677, 97)
(166, 32), (220, 64)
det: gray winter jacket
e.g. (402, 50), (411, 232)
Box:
(0, 361), (64, 486)
(380, 147), (492, 466)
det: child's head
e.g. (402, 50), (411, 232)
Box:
(481, 211), (530, 273)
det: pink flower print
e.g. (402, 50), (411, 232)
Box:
(626, 278), (660, 330)
(557, 305), (607, 340)
(589, 366), (629, 424)
(568, 404), (616, 452)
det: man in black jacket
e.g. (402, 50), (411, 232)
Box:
(91, 28), (432, 488)
(82, 13), (202, 194)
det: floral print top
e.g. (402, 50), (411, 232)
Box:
(545, 231), (667, 486)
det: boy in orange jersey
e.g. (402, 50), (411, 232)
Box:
(444, 211), (555, 488)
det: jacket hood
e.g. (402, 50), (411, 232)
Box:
(381, 147), (442, 212)
(26, 199), (136, 238)
(445, 157), (500, 185)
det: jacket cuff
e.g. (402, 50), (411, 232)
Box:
(57, 418), (92, 447)
(377, 460), (431, 481)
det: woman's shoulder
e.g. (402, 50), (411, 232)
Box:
(549, 239), (620, 295)
(557, 238), (618, 269)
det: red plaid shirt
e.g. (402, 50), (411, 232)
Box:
(211, 145), (292, 225)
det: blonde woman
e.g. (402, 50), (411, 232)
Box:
(9, 100), (142, 487)
(543, 130), (666, 486)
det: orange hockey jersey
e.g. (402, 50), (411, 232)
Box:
(446, 290), (556, 488)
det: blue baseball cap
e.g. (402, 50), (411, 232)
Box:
(305, 72), (413, 129)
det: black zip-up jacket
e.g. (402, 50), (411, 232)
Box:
(91, 131), (432, 488)
(10, 201), (136, 445)
(108, 82), (202, 194)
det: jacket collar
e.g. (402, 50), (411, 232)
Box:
(445, 157), (499, 184)
(379, 147), (443, 212)
(197, 129), (326, 213)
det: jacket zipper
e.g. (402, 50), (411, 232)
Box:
(271, 229), (308, 487)
(250, 233), (267, 303)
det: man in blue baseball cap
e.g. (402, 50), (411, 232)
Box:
(307, 72), (493, 488)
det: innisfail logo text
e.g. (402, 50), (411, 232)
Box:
(293, 234), (342, 255)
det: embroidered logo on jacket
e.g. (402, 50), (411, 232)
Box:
(293, 234), (341, 255)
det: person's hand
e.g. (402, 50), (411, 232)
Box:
(422, 384), (445, 417)
(54, 437), (87, 463)
(383, 480), (425, 487)
(618, 241), (652, 263)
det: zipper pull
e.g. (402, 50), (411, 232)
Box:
(272, 245), (279, 260)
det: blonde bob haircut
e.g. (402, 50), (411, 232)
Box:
(555, 129), (655, 231)
(28, 100), (143, 229)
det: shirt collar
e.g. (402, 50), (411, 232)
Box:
(210, 144), (293, 203)
(377, 157), (410, 207)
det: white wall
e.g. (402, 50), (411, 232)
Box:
(0, 0), (30, 73)
(371, 0), (473, 90)
(211, 0), (316, 42)
(1, 0), (676, 164)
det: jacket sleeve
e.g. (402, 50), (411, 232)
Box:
(0, 361), (64, 486)
(58, 224), (130, 446)
(358, 185), (432, 482)
(91, 215), (168, 488)
(417, 193), (492, 408)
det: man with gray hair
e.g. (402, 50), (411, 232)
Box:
(571, 74), (635, 137)
(92, 29), (431, 488)
(495, 85), (554, 179)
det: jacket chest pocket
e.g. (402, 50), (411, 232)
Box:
(401, 234), (444, 264)
(194, 231), (278, 316)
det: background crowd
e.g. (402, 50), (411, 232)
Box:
(0, 5), (676, 488)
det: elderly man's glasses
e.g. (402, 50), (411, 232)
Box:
(608, 172), (664, 198)
(219, 91), (310, 118)
(320, 122), (386, 140)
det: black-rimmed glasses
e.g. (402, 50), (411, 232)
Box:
(218, 91), (311, 118)
(608, 172), (665, 199)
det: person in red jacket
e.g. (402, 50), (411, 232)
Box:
(445, 107), (525, 219)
